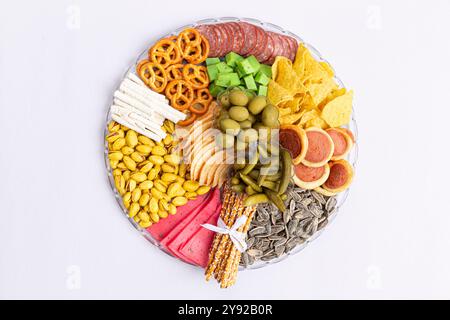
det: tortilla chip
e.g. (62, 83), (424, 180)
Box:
(321, 90), (353, 127)
(273, 57), (306, 95)
(319, 61), (335, 77)
(318, 87), (347, 110)
(268, 80), (294, 106)
(305, 116), (329, 129)
(306, 77), (338, 106)
(280, 110), (306, 125)
(299, 109), (320, 126)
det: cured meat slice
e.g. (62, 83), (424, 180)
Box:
(285, 36), (298, 61)
(229, 22), (245, 54)
(252, 25), (268, 58)
(258, 31), (275, 63)
(238, 22), (257, 56)
(146, 193), (210, 241)
(196, 25), (218, 57)
(216, 24), (229, 57)
(212, 24), (225, 57)
(222, 23), (234, 55)
(265, 32), (283, 64)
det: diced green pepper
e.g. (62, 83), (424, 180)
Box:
(217, 62), (234, 74)
(259, 64), (272, 78)
(207, 64), (219, 81)
(216, 73), (240, 87)
(258, 85), (268, 96)
(225, 52), (244, 68)
(209, 83), (225, 97)
(206, 57), (221, 66)
(254, 71), (270, 86)
(243, 75), (257, 91)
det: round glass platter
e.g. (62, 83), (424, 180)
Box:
(104, 17), (359, 270)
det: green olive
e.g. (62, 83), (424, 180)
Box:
(229, 90), (249, 107)
(261, 104), (280, 128)
(237, 128), (259, 143)
(219, 94), (231, 108)
(220, 119), (241, 136)
(247, 113), (256, 124)
(229, 106), (249, 122)
(239, 120), (252, 129)
(252, 122), (267, 130)
(248, 96), (267, 115)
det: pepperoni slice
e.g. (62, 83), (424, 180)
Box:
(210, 25), (223, 57)
(239, 22), (257, 56)
(229, 22), (245, 54)
(252, 26), (268, 58)
(222, 23), (234, 55)
(197, 25), (217, 57)
(258, 31), (275, 63)
(265, 32), (283, 64)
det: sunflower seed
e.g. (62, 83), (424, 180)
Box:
(241, 185), (338, 267)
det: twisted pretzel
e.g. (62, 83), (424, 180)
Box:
(138, 62), (167, 93)
(166, 63), (184, 81)
(177, 111), (197, 127)
(187, 36), (210, 64)
(149, 38), (182, 68)
(183, 64), (209, 89)
(165, 80), (194, 111)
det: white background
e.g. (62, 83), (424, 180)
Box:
(1, 0), (449, 300)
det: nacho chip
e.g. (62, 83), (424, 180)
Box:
(293, 44), (308, 79)
(305, 116), (329, 129)
(273, 57), (306, 95)
(306, 77), (338, 106)
(299, 109), (320, 126)
(268, 80), (294, 106)
(321, 90), (353, 127)
(279, 110), (306, 125)
(318, 87), (347, 110)
(278, 107), (292, 117)
(319, 61), (335, 77)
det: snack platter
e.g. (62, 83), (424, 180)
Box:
(104, 17), (358, 287)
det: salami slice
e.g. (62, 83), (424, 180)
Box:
(216, 24), (229, 57)
(222, 23), (234, 55)
(252, 26), (268, 59)
(279, 34), (290, 59)
(229, 22), (245, 54)
(257, 31), (274, 63)
(265, 32), (282, 64)
(210, 24), (225, 57)
(238, 22), (257, 56)
(285, 36), (298, 61)
(197, 24), (218, 57)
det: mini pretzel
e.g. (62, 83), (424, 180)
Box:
(189, 100), (209, 115)
(166, 63), (184, 81)
(165, 80), (194, 111)
(149, 38), (182, 68)
(183, 64), (209, 89)
(136, 59), (149, 74)
(195, 88), (213, 103)
(177, 28), (202, 49)
(177, 111), (197, 126)
(138, 62), (167, 93)
(188, 36), (210, 64)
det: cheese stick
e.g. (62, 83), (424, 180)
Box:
(119, 80), (185, 123)
(113, 97), (164, 126)
(113, 91), (165, 124)
(111, 104), (166, 137)
(111, 112), (163, 142)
